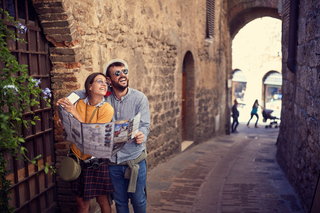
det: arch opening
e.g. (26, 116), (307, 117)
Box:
(181, 51), (195, 151)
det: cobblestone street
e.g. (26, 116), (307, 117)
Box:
(145, 122), (304, 213)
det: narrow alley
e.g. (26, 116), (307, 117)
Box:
(145, 122), (304, 213)
(2, 0), (319, 212)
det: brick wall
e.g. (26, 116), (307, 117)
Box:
(32, 0), (85, 212)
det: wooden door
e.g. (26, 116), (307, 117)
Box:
(1, 0), (57, 212)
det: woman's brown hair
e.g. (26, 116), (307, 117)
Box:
(84, 73), (107, 98)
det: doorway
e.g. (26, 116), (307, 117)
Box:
(181, 51), (195, 151)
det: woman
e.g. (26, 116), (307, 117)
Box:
(247, 99), (260, 128)
(57, 73), (114, 213)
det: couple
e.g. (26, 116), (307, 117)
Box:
(57, 59), (150, 213)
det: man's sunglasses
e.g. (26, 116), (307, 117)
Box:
(113, 69), (129, 76)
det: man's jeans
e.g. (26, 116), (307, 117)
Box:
(109, 159), (147, 213)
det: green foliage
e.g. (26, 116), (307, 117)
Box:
(0, 9), (54, 212)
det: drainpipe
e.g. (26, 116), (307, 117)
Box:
(287, 0), (299, 73)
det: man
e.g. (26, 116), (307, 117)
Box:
(231, 99), (239, 133)
(64, 59), (150, 213)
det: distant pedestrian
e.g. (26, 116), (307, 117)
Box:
(231, 99), (239, 133)
(247, 99), (261, 128)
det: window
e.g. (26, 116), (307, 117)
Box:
(206, 0), (215, 39)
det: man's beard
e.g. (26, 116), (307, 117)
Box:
(111, 78), (129, 91)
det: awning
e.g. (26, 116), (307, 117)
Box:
(264, 72), (282, 86)
(232, 70), (247, 82)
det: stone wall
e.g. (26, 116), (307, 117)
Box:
(276, 0), (320, 212)
(43, 0), (230, 170)
(32, 0), (230, 212)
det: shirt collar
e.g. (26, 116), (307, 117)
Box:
(83, 96), (106, 107)
(112, 87), (131, 101)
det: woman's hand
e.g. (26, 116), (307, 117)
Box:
(57, 98), (75, 113)
(56, 98), (83, 122)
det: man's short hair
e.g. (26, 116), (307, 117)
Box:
(104, 59), (129, 77)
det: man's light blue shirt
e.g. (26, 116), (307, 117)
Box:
(74, 87), (150, 164)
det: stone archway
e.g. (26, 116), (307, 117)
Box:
(227, 0), (281, 39)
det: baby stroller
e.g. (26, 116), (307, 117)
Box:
(262, 109), (280, 128)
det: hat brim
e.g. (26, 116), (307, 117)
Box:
(104, 59), (128, 75)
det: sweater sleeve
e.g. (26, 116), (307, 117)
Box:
(97, 103), (114, 123)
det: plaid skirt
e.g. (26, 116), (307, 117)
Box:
(71, 159), (113, 201)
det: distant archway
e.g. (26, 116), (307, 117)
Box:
(229, 7), (281, 39)
(182, 51), (195, 145)
(227, 0), (281, 39)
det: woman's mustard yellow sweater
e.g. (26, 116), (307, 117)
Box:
(70, 99), (114, 160)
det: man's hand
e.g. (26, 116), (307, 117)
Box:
(134, 132), (144, 144)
